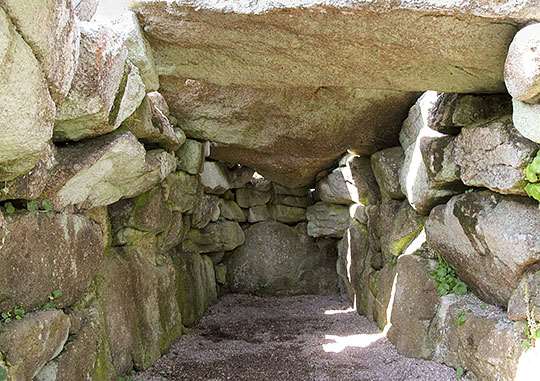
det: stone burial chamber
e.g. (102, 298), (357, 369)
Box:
(0, 0), (540, 380)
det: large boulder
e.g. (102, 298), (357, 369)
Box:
(0, 9), (55, 182)
(159, 78), (416, 187)
(226, 221), (337, 295)
(505, 23), (540, 103)
(0, 212), (104, 311)
(55, 21), (127, 141)
(1, 0), (79, 103)
(426, 191), (540, 306)
(43, 132), (176, 210)
(454, 116), (539, 195)
(132, 0), (527, 92)
(0, 311), (70, 380)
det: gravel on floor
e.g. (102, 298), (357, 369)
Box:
(134, 294), (456, 381)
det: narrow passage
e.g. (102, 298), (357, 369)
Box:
(135, 294), (456, 381)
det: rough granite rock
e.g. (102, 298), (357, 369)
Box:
(0, 311), (70, 380)
(122, 93), (185, 152)
(162, 171), (201, 213)
(173, 251), (217, 327)
(247, 205), (271, 223)
(0, 144), (56, 201)
(1, 0), (80, 103)
(132, 0), (527, 92)
(55, 21), (127, 141)
(226, 221), (337, 295)
(191, 194), (221, 229)
(0, 9), (55, 182)
(236, 186), (271, 208)
(176, 139), (205, 174)
(159, 77), (416, 187)
(371, 147), (405, 201)
(112, 11), (160, 91)
(454, 116), (539, 195)
(508, 270), (540, 321)
(200, 161), (232, 195)
(183, 220), (245, 254)
(379, 201), (426, 258)
(426, 191), (540, 306)
(73, 0), (99, 21)
(306, 202), (350, 238)
(0, 212), (104, 311)
(505, 23), (540, 103)
(270, 204), (306, 224)
(387, 254), (439, 359)
(512, 99), (540, 143)
(113, 62), (147, 130)
(220, 200), (246, 222)
(430, 294), (525, 381)
(43, 132), (176, 210)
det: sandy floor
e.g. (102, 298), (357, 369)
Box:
(134, 294), (456, 381)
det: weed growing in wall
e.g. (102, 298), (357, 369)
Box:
(431, 256), (468, 296)
(524, 150), (540, 202)
(0, 306), (25, 324)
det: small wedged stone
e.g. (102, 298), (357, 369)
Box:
(306, 202), (350, 238)
(1, 0), (80, 103)
(454, 116), (539, 195)
(176, 139), (205, 175)
(55, 21), (127, 141)
(0, 212), (104, 311)
(236, 186), (271, 208)
(43, 132), (176, 210)
(113, 62), (147, 130)
(191, 194), (221, 229)
(220, 200), (246, 222)
(371, 147), (405, 200)
(0, 9), (55, 182)
(123, 93), (185, 152)
(226, 221), (337, 295)
(183, 220), (245, 254)
(426, 191), (540, 306)
(505, 23), (540, 103)
(270, 204), (306, 224)
(379, 201), (426, 258)
(512, 99), (540, 144)
(200, 161), (232, 195)
(0, 311), (70, 381)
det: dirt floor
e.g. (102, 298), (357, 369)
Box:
(134, 294), (456, 381)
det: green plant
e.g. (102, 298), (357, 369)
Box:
(42, 290), (63, 310)
(2, 202), (15, 216)
(522, 283), (539, 350)
(456, 366), (464, 380)
(1, 306), (25, 324)
(26, 200), (39, 213)
(524, 150), (540, 202)
(455, 311), (467, 327)
(431, 256), (468, 297)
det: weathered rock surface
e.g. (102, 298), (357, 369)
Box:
(426, 191), (540, 306)
(387, 254), (439, 359)
(0, 9), (55, 182)
(44, 132), (176, 210)
(337, 220), (369, 303)
(160, 77), (416, 187)
(183, 220), (245, 254)
(173, 251), (217, 327)
(200, 161), (232, 195)
(176, 139), (205, 174)
(270, 205), (306, 224)
(0, 212), (104, 311)
(236, 187), (271, 208)
(55, 21), (127, 141)
(247, 205), (271, 223)
(191, 194), (221, 229)
(306, 202), (350, 238)
(220, 200), (246, 222)
(371, 147), (405, 200)
(113, 62), (147, 130)
(1, 0), (80, 103)
(73, 0), (99, 21)
(226, 221), (337, 295)
(454, 116), (539, 195)
(512, 99), (540, 143)
(379, 201), (426, 258)
(112, 11), (160, 91)
(133, 0), (528, 92)
(162, 171), (201, 213)
(0, 311), (70, 380)
(430, 294), (525, 381)
(508, 270), (540, 321)
(505, 23), (540, 103)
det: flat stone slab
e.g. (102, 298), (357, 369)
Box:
(133, 0), (538, 93)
